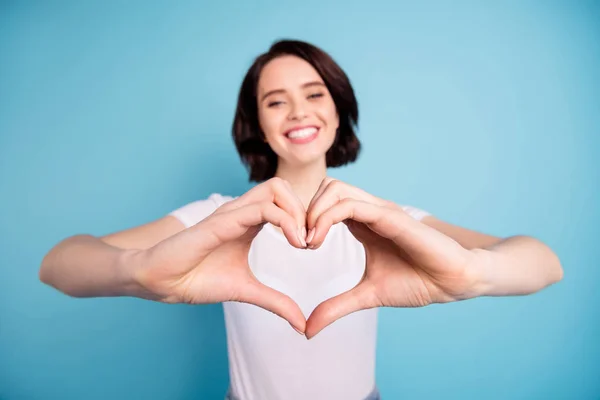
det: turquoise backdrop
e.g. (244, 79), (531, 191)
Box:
(1, 1), (598, 399)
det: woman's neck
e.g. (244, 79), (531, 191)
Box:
(274, 159), (327, 210)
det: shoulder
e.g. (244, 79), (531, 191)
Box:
(167, 193), (236, 228)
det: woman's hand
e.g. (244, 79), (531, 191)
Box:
(304, 178), (483, 339)
(131, 177), (308, 333)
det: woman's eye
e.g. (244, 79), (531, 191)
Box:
(267, 101), (283, 108)
(308, 93), (324, 99)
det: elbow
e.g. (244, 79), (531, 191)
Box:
(546, 247), (564, 287)
(38, 266), (49, 286)
(38, 235), (80, 293)
(38, 248), (74, 297)
(552, 258), (564, 285)
(39, 252), (54, 286)
(525, 236), (564, 291)
(524, 235), (564, 287)
(38, 263), (80, 298)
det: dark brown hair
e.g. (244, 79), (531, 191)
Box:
(232, 39), (361, 182)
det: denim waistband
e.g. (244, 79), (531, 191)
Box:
(224, 385), (380, 400)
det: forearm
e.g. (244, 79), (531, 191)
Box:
(470, 235), (564, 297)
(39, 234), (143, 298)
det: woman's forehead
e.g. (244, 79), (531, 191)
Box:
(258, 56), (323, 92)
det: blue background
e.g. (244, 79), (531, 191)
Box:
(1, 1), (598, 399)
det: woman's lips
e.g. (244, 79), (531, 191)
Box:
(285, 127), (320, 144)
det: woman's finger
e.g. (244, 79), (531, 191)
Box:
(304, 282), (377, 340)
(310, 199), (470, 272)
(236, 279), (307, 334)
(219, 177), (307, 240)
(308, 199), (384, 249)
(306, 181), (388, 238)
(195, 201), (305, 252)
(306, 177), (335, 212)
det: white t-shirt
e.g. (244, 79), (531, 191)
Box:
(168, 193), (431, 400)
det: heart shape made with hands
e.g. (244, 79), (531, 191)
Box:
(253, 177), (479, 340)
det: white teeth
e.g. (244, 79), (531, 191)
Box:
(287, 127), (318, 139)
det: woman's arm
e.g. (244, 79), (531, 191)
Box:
(470, 235), (563, 297)
(421, 216), (563, 297)
(39, 216), (185, 299)
(421, 216), (502, 250)
(40, 179), (311, 331)
(303, 192), (565, 338)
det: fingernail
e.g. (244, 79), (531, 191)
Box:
(306, 227), (315, 244)
(290, 324), (305, 335)
(297, 227), (306, 247)
(301, 226), (307, 241)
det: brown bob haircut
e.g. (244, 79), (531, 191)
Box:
(232, 39), (361, 182)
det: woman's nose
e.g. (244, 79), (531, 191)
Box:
(287, 101), (308, 121)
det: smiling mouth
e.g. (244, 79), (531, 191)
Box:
(285, 127), (320, 143)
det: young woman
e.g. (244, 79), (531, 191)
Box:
(39, 40), (563, 400)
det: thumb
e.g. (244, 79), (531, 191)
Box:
(236, 280), (306, 334)
(305, 282), (376, 340)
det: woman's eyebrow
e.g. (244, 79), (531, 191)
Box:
(261, 89), (285, 102)
(260, 81), (326, 102)
(301, 81), (325, 89)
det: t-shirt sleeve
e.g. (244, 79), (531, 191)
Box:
(400, 205), (432, 221)
(167, 193), (234, 229)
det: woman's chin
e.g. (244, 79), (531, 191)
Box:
(290, 154), (327, 168)
(277, 142), (332, 170)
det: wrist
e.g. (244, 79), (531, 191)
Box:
(116, 249), (159, 300)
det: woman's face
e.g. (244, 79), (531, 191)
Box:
(257, 55), (339, 168)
